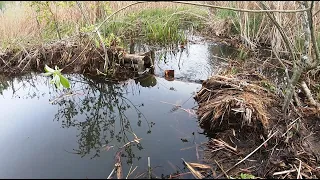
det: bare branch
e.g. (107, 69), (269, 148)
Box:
(171, 1), (310, 13)
(96, 1), (144, 30)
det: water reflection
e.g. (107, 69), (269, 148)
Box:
(129, 38), (238, 82)
(52, 75), (156, 163)
(0, 39), (241, 178)
(0, 73), (207, 178)
(2, 74), (154, 164)
(0, 75), (9, 95)
(134, 74), (157, 88)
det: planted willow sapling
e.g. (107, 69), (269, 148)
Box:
(43, 65), (70, 89)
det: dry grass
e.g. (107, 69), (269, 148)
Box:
(206, 1), (320, 53)
(108, 1), (199, 15)
(2, 1), (319, 55)
(0, 1), (204, 51)
(195, 73), (276, 133)
(0, 3), (38, 47)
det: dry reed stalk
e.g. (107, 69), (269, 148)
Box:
(208, 1), (320, 54)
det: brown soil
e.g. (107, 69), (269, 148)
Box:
(195, 70), (320, 179)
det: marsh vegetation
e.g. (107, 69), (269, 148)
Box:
(0, 1), (320, 179)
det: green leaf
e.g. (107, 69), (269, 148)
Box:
(239, 173), (255, 179)
(58, 74), (70, 89)
(43, 72), (53, 76)
(44, 65), (55, 73)
(53, 74), (61, 89)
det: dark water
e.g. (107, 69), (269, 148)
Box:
(0, 41), (236, 178)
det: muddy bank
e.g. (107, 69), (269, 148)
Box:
(194, 72), (320, 178)
(0, 36), (154, 80)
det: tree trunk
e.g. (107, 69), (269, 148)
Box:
(282, 65), (303, 112)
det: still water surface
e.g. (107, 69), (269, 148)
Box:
(0, 40), (235, 178)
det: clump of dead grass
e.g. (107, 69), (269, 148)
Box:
(195, 73), (276, 134)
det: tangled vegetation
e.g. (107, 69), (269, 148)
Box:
(1, 1), (320, 179)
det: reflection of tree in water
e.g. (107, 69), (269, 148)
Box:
(4, 73), (154, 164)
(0, 73), (48, 99)
(135, 74), (157, 88)
(0, 76), (9, 95)
(51, 75), (154, 163)
(207, 43), (238, 70)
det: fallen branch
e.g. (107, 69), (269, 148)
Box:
(273, 169), (296, 176)
(171, 1), (310, 13)
(301, 81), (319, 108)
(181, 158), (205, 179)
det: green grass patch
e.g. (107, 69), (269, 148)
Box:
(99, 7), (208, 47)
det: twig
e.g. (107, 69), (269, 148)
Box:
(271, 46), (290, 81)
(195, 142), (200, 162)
(126, 166), (138, 179)
(171, 1), (310, 13)
(281, 117), (300, 137)
(22, 50), (38, 72)
(17, 43), (31, 68)
(96, 1), (144, 30)
(181, 158), (205, 179)
(76, 1), (110, 71)
(213, 139), (237, 152)
(126, 165), (133, 179)
(214, 159), (229, 178)
(169, 172), (192, 179)
(134, 171), (146, 179)
(293, 91), (302, 107)
(273, 169), (296, 176)
(0, 56), (14, 70)
(222, 131), (278, 176)
(148, 157), (151, 179)
(120, 138), (142, 149)
(296, 158), (302, 179)
(301, 81), (319, 107)
(107, 167), (116, 179)
(63, 40), (91, 70)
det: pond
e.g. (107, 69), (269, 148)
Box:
(0, 39), (236, 178)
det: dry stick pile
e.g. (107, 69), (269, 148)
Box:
(195, 74), (275, 133)
(0, 36), (153, 80)
(194, 73), (320, 178)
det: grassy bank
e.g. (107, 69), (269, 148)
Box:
(0, 1), (208, 52)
